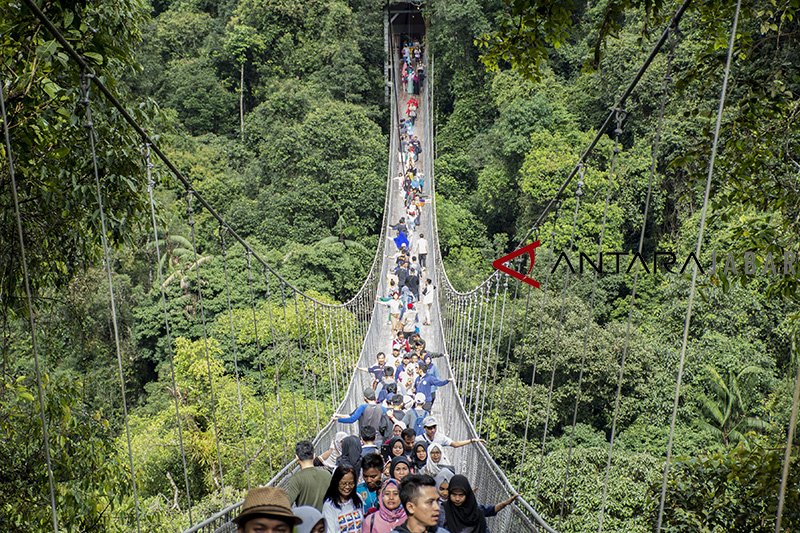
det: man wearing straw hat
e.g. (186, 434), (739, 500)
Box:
(234, 486), (304, 533)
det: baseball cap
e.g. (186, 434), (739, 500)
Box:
(414, 392), (425, 404)
(364, 388), (376, 401)
(423, 416), (437, 428)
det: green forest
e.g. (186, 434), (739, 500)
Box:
(2, 0), (799, 531)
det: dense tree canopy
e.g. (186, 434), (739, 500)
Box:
(1, 0), (799, 530)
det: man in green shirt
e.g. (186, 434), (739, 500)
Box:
(284, 440), (332, 511)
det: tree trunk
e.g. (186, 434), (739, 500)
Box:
(239, 62), (245, 141)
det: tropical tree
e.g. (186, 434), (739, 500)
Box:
(696, 364), (769, 447)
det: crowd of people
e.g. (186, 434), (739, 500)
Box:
(240, 422), (517, 533)
(230, 35), (519, 533)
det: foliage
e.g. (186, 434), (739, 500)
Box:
(663, 435), (800, 531)
(0, 370), (128, 531)
(0, 0), (156, 306)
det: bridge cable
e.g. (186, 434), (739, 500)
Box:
(485, 275), (510, 432)
(295, 294), (311, 432)
(521, 206), (562, 470)
(1, 72), (60, 533)
(279, 282), (301, 445)
(534, 163), (588, 501)
(263, 268), (289, 460)
(655, 0), (741, 528)
(81, 72), (142, 533)
(185, 190), (226, 497)
(478, 277), (501, 431)
(245, 251), (274, 479)
(776, 335), (800, 532)
(220, 228), (252, 490)
(515, 0), (692, 249)
(311, 302), (323, 437)
(597, 33), (675, 531)
(145, 145), (195, 526)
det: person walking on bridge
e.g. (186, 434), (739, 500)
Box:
(413, 234), (428, 270)
(442, 474), (519, 533)
(389, 474), (449, 533)
(285, 440), (332, 511)
(333, 388), (390, 441)
(415, 416), (484, 450)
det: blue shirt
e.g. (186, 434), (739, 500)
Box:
(338, 403), (388, 424)
(356, 482), (379, 516)
(414, 374), (449, 402)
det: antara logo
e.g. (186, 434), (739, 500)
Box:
(492, 241), (541, 288)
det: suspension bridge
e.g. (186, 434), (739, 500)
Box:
(3, 0), (799, 532)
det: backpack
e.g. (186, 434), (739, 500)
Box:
(411, 408), (430, 435)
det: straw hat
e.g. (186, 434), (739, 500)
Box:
(234, 487), (302, 526)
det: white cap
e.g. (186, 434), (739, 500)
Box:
(414, 392), (426, 404)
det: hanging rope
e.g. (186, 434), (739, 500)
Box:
(485, 275), (509, 430)
(81, 72), (142, 533)
(521, 205), (561, 470)
(477, 277), (501, 430)
(656, 1), (741, 528)
(597, 34), (675, 528)
(534, 163), (587, 500)
(145, 145), (194, 526)
(776, 334), (800, 532)
(1, 74), (60, 533)
(220, 228), (251, 489)
(293, 292), (311, 430)
(185, 190), (226, 497)
(263, 268), (288, 460)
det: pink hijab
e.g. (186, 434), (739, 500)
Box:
(362, 479), (407, 533)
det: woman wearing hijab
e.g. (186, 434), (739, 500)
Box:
(434, 468), (454, 504)
(294, 506), (325, 533)
(361, 478), (407, 533)
(442, 475), (519, 533)
(423, 443), (452, 476)
(337, 435), (362, 480)
(411, 441), (428, 472)
(388, 456), (412, 484)
(383, 436), (406, 463)
(322, 464), (363, 533)
(319, 431), (348, 471)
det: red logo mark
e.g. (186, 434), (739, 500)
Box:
(492, 241), (542, 288)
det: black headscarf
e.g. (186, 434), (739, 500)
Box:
(389, 456), (412, 480)
(338, 435), (362, 479)
(384, 436), (405, 461)
(443, 474), (487, 533)
(411, 441), (428, 471)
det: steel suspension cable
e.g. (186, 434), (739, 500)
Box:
(471, 286), (489, 420)
(263, 268), (288, 460)
(479, 279), (500, 425)
(776, 335), (800, 532)
(145, 146), (194, 526)
(534, 168), (587, 500)
(245, 251), (273, 479)
(515, 0), (692, 248)
(597, 39), (674, 528)
(279, 283), (300, 443)
(294, 292), (310, 430)
(81, 73), (142, 533)
(480, 275), (505, 435)
(220, 229), (251, 489)
(521, 209), (561, 469)
(656, 0), (741, 528)
(486, 275), (509, 429)
(185, 191), (227, 495)
(1, 74), (60, 533)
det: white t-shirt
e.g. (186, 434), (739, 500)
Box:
(323, 498), (363, 533)
(415, 238), (429, 255)
(416, 432), (454, 447)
